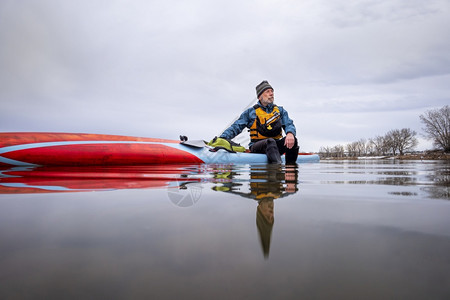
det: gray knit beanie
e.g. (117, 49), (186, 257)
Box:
(256, 80), (273, 98)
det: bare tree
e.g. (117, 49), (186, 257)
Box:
(397, 128), (418, 155)
(420, 105), (450, 152)
(356, 138), (367, 156)
(370, 135), (389, 156)
(365, 139), (375, 156)
(346, 142), (357, 157)
(385, 128), (418, 156)
(319, 146), (332, 158)
(384, 131), (397, 155)
(333, 144), (345, 158)
(346, 139), (366, 157)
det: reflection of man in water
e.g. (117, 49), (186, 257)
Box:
(256, 198), (274, 258)
(212, 165), (298, 258)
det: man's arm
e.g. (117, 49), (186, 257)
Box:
(279, 106), (296, 136)
(279, 107), (297, 149)
(220, 109), (252, 140)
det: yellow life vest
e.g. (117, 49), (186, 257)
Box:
(250, 105), (283, 142)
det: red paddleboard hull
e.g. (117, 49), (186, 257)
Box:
(0, 132), (203, 166)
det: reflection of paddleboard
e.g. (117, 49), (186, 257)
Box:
(0, 165), (201, 194)
(0, 132), (319, 166)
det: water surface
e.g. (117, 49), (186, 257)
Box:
(0, 160), (449, 299)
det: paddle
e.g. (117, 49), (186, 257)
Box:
(180, 97), (257, 149)
(179, 136), (207, 148)
(217, 97), (257, 147)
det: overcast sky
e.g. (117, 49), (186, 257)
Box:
(1, 0), (449, 152)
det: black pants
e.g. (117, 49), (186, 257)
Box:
(250, 137), (299, 164)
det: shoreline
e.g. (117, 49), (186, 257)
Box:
(320, 152), (450, 161)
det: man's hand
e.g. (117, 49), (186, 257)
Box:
(284, 132), (295, 149)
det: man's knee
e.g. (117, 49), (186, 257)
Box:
(266, 138), (277, 146)
(265, 138), (282, 163)
(266, 138), (279, 151)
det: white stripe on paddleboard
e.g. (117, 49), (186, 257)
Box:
(0, 156), (39, 166)
(0, 182), (113, 192)
(0, 166), (35, 178)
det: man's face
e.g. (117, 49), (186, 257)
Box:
(259, 200), (274, 223)
(259, 88), (274, 107)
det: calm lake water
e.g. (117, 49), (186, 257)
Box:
(1, 160), (449, 299)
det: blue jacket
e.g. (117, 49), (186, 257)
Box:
(220, 102), (296, 146)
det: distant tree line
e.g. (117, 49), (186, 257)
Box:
(318, 105), (450, 158)
(319, 128), (418, 158)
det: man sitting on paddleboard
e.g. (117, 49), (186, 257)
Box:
(220, 80), (299, 164)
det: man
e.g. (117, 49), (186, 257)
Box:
(220, 80), (299, 164)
